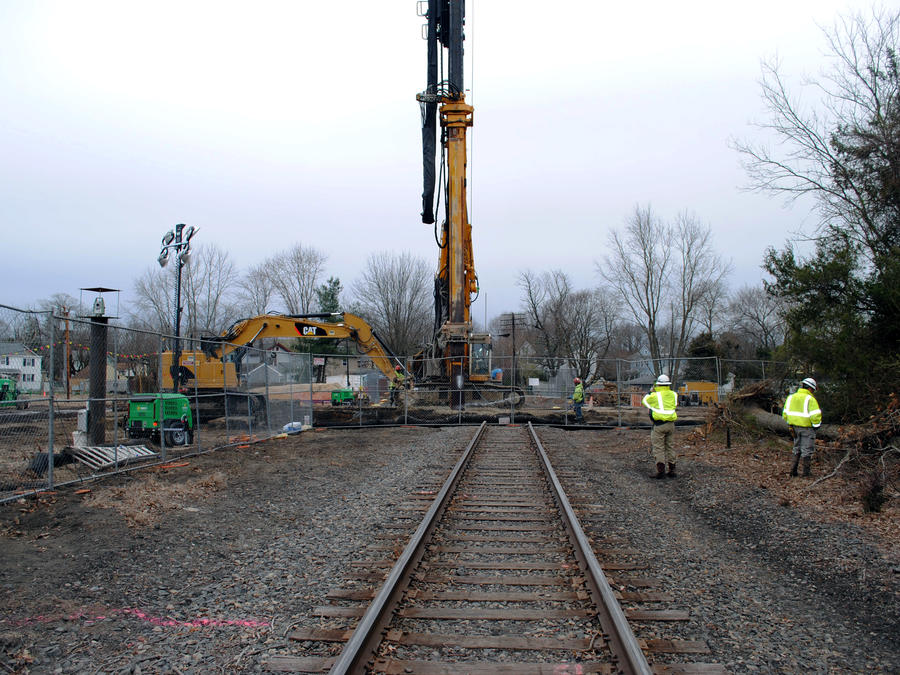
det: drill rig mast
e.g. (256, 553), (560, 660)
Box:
(416, 0), (491, 408)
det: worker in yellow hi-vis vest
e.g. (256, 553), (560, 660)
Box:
(782, 377), (822, 477)
(642, 374), (678, 479)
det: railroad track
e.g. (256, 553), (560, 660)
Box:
(269, 423), (723, 674)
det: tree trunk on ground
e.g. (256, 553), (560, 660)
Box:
(745, 405), (840, 440)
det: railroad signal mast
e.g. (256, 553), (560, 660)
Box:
(416, 0), (490, 408)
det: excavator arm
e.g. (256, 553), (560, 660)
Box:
(201, 313), (405, 382)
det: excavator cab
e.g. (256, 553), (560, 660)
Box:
(469, 334), (491, 383)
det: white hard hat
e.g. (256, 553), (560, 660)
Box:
(655, 374), (671, 386)
(801, 377), (817, 391)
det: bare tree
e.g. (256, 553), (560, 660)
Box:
(598, 205), (730, 377)
(266, 244), (328, 315)
(181, 243), (238, 337)
(563, 288), (619, 383)
(610, 322), (645, 356)
(516, 269), (572, 375)
(131, 267), (173, 333)
(598, 205), (670, 368)
(695, 277), (730, 337)
(727, 284), (786, 355)
(349, 251), (432, 356)
(665, 212), (733, 376)
(237, 262), (275, 316)
(732, 7), (900, 263)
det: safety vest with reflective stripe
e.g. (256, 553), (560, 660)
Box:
(573, 383), (584, 403)
(642, 386), (677, 421)
(782, 387), (821, 428)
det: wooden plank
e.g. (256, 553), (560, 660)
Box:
(651, 665), (727, 674)
(326, 588), (375, 600)
(398, 607), (593, 620)
(431, 545), (568, 554)
(264, 655), (334, 672)
(625, 609), (691, 621)
(452, 523), (550, 532)
(420, 574), (571, 586)
(425, 561), (572, 571)
(450, 534), (557, 543)
(385, 629), (593, 651)
(288, 628), (354, 642)
(642, 638), (711, 654)
(314, 606), (365, 618)
(451, 502), (540, 508)
(451, 514), (552, 522)
(374, 659), (615, 674)
(606, 576), (662, 588)
(598, 562), (648, 570)
(410, 589), (581, 602)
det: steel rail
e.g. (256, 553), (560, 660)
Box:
(329, 421), (488, 675)
(527, 421), (652, 675)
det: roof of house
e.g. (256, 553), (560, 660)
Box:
(0, 342), (38, 357)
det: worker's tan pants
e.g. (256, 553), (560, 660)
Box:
(650, 421), (676, 464)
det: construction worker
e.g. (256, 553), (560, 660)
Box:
(389, 365), (406, 407)
(782, 377), (822, 477)
(572, 378), (584, 423)
(642, 374), (678, 479)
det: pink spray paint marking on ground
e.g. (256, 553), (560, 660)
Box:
(2, 607), (271, 629)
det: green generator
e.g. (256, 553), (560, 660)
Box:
(126, 393), (194, 446)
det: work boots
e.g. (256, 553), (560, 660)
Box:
(790, 455), (800, 477)
(802, 457), (812, 477)
(651, 462), (666, 479)
(667, 463), (677, 478)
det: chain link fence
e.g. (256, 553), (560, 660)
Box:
(0, 303), (793, 501)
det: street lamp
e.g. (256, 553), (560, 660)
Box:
(158, 223), (198, 391)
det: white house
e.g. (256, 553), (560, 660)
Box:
(0, 342), (43, 392)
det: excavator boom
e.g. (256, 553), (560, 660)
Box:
(161, 312), (404, 394)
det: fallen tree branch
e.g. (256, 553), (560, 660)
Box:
(806, 449), (853, 490)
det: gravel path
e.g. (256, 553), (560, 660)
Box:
(1, 427), (466, 673)
(1, 424), (897, 673)
(538, 426), (900, 673)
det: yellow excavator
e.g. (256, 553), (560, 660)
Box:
(414, 1), (520, 408)
(161, 312), (405, 419)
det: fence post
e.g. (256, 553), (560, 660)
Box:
(222, 352), (230, 437)
(194, 350), (201, 451)
(264, 348), (271, 437)
(158, 333), (167, 462)
(247, 392), (253, 439)
(47, 311), (55, 490)
(616, 359), (622, 428)
(112, 327), (119, 469)
(715, 357), (722, 403)
(308, 356), (314, 427)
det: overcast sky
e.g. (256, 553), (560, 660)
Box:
(0, 1), (875, 324)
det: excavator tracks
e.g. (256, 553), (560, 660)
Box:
(269, 423), (724, 674)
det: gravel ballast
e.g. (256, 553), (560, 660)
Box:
(1, 424), (897, 673)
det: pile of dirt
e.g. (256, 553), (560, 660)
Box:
(83, 470), (227, 527)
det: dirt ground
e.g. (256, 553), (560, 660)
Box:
(0, 423), (897, 673)
(685, 425), (900, 556)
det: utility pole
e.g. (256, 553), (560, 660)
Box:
(499, 313), (527, 388)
